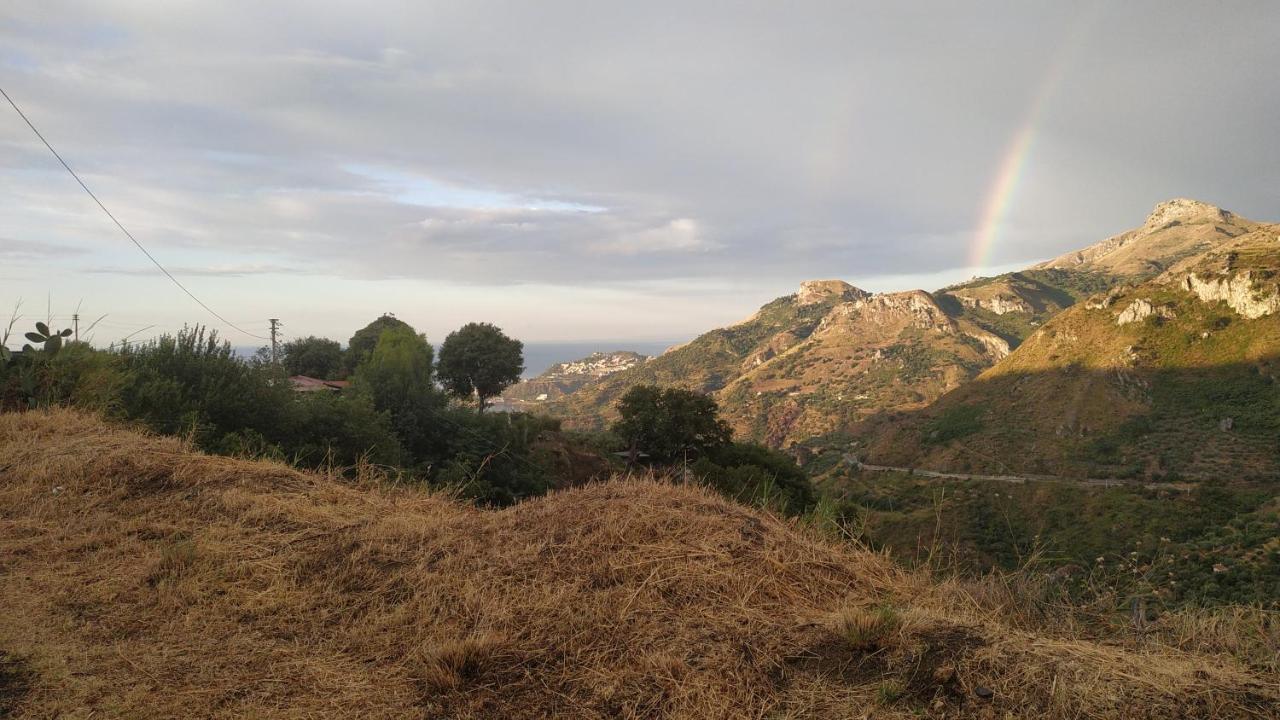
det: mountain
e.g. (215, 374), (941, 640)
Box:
(3, 409), (1276, 719)
(549, 280), (1011, 447)
(549, 280), (863, 431)
(859, 208), (1280, 480)
(546, 198), (1273, 466)
(499, 351), (650, 408)
(1033, 198), (1258, 276)
(716, 289), (1009, 446)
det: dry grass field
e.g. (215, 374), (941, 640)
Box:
(1, 409), (1277, 718)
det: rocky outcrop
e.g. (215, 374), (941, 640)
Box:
(816, 290), (1010, 360)
(965, 330), (1011, 359)
(796, 280), (870, 306)
(953, 292), (1033, 315)
(1034, 198), (1249, 276)
(1116, 299), (1176, 325)
(844, 290), (956, 331)
(1182, 272), (1280, 319)
(1143, 198), (1232, 230)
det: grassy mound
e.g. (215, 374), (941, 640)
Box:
(0, 410), (1276, 718)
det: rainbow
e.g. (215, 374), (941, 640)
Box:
(967, 6), (1098, 272)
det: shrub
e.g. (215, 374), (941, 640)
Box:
(834, 605), (902, 651)
(926, 404), (984, 444)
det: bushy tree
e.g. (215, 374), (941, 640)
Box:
(285, 391), (403, 468)
(114, 326), (292, 447)
(351, 325), (436, 416)
(282, 336), (344, 379)
(344, 313), (414, 375)
(436, 322), (524, 412)
(611, 385), (731, 464)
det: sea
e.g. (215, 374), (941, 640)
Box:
(234, 339), (683, 379)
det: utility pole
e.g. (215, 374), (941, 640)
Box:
(72, 313), (79, 343)
(269, 318), (281, 364)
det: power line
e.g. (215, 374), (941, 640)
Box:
(0, 85), (269, 342)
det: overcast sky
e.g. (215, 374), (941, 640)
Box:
(2, 1), (1277, 347)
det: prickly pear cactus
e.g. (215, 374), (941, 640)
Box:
(24, 322), (74, 356)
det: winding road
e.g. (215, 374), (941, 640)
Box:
(843, 456), (1195, 492)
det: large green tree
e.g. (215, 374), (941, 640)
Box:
(351, 325), (435, 416)
(282, 336), (344, 378)
(344, 313), (414, 375)
(436, 322), (524, 412)
(611, 385), (731, 464)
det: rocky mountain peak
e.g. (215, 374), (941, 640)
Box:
(1144, 198), (1231, 230)
(796, 279), (870, 306)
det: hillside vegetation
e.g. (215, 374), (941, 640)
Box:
(546, 199), (1265, 459)
(861, 221), (1280, 480)
(2, 410), (1278, 718)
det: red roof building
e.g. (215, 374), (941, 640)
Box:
(288, 376), (351, 392)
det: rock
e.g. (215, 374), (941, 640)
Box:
(1143, 198), (1231, 230)
(952, 291), (1032, 315)
(1219, 417), (1233, 431)
(1182, 272), (1280, 319)
(1213, 563), (1229, 574)
(974, 686), (994, 700)
(796, 280), (870, 306)
(1116, 299), (1177, 325)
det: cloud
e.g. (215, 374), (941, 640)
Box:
(1, 1), (1278, 339)
(84, 263), (310, 277)
(0, 238), (90, 258)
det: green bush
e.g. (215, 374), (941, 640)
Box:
(694, 442), (816, 515)
(926, 404), (984, 444)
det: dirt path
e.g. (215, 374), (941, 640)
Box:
(844, 455), (1195, 492)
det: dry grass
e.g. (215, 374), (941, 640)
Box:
(0, 409), (1277, 718)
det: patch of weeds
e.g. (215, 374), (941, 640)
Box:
(414, 634), (503, 693)
(875, 679), (905, 705)
(834, 605), (902, 651)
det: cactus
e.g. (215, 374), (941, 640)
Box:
(24, 322), (73, 356)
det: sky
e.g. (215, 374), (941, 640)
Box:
(2, 1), (1278, 349)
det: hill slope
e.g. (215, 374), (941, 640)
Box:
(498, 351), (650, 409)
(717, 290), (1008, 446)
(550, 200), (1258, 453)
(2, 410), (1277, 718)
(861, 221), (1280, 479)
(551, 280), (865, 433)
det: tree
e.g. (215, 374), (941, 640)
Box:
(282, 336), (344, 378)
(611, 385), (731, 465)
(436, 322), (524, 412)
(350, 325), (445, 461)
(351, 325), (436, 416)
(344, 313), (414, 375)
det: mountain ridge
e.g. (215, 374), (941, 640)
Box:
(545, 198), (1273, 469)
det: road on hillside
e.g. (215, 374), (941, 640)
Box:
(842, 456), (1195, 492)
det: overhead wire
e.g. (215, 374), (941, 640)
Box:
(0, 85), (269, 341)
(1, 89), (543, 480)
